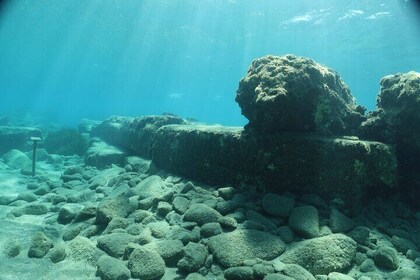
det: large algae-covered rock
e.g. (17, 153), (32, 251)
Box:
(359, 71), (420, 143)
(96, 196), (132, 225)
(97, 255), (131, 280)
(2, 149), (32, 170)
(152, 124), (396, 208)
(208, 229), (286, 267)
(359, 71), (420, 206)
(235, 55), (364, 135)
(279, 233), (356, 275)
(28, 232), (54, 258)
(128, 247), (166, 279)
(91, 114), (186, 158)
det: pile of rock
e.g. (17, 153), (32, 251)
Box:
(1, 155), (418, 279)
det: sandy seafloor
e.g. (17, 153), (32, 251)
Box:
(0, 150), (419, 280)
(0, 162), (98, 280)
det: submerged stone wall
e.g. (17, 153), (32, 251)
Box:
(91, 116), (397, 207)
(152, 124), (396, 207)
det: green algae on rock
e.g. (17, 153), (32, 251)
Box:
(235, 54), (365, 135)
(358, 71), (420, 207)
(208, 229), (286, 267)
(279, 233), (356, 275)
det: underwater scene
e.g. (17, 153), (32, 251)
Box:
(0, 0), (420, 279)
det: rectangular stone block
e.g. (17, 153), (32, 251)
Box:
(151, 124), (397, 206)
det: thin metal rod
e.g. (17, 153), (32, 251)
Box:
(32, 140), (37, 177)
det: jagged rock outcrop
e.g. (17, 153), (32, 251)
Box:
(358, 71), (420, 207)
(235, 54), (365, 135)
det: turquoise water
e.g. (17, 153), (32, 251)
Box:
(0, 0), (419, 126)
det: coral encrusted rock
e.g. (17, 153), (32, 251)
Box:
(235, 54), (364, 135)
(358, 71), (420, 206)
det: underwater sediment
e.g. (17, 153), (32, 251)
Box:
(0, 55), (419, 280)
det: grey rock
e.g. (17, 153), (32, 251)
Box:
(0, 195), (15, 205)
(130, 209), (152, 223)
(246, 210), (277, 231)
(48, 243), (67, 263)
(208, 229), (286, 267)
(227, 211), (246, 223)
(125, 156), (152, 174)
(219, 216), (238, 230)
(264, 274), (295, 280)
(97, 233), (136, 258)
(16, 192), (38, 202)
(145, 239), (184, 267)
(253, 263), (275, 279)
(185, 273), (207, 280)
(85, 140), (125, 169)
(391, 235), (417, 254)
(276, 226), (294, 244)
(329, 209), (355, 233)
(172, 196), (190, 214)
(262, 193), (295, 217)
(389, 268), (420, 280)
(217, 187), (235, 200)
(103, 217), (129, 234)
(406, 249), (420, 260)
(201, 222), (222, 237)
(67, 236), (104, 266)
(28, 232), (54, 258)
(167, 226), (195, 245)
(74, 205), (97, 222)
(288, 206), (319, 238)
(359, 258), (375, 273)
(148, 221), (170, 238)
(279, 233), (356, 275)
(216, 200), (238, 215)
(177, 242), (208, 273)
(128, 247), (165, 279)
(282, 263), (315, 280)
(300, 194), (328, 210)
(327, 272), (355, 280)
(2, 239), (21, 258)
(63, 165), (84, 175)
(97, 255), (131, 280)
(96, 196), (131, 225)
(132, 175), (173, 202)
(2, 149), (32, 169)
(22, 203), (49, 215)
(348, 226), (371, 246)
(157, 201), (173, 217)
(235, 54), (361, 134)
(184, 203), (223, 226)
(224, 266), (254, 280)
(62, 222), (88, 241)
(51, 194), (67, 205)
(57, 203), (84, 224)
(373, 245), (399, 270)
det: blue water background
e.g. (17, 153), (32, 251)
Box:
(0, 0), (419, 127)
